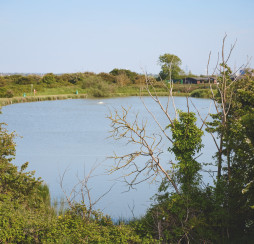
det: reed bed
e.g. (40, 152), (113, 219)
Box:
(0, 94), (88, 107)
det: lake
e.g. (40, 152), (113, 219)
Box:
(0, 96), (217, 219)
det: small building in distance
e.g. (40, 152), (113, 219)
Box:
(172, 68), (253, 84)
(182, 77), (217, 84)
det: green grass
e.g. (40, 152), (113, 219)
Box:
(37, 86), (87, 95)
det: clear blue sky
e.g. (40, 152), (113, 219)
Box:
(1, 0), (253, 75)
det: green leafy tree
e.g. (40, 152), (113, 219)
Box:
(217, 76), (254, 240)
(204, 37), (254, 240)
(158, 53), (183, 80)
(169, 111), (203, 191)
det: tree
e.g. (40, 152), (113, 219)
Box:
(206, 72), (254, 240)
(158, 53), (183, 80)
(109, 37), (254, 242)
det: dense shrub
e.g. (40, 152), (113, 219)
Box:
(190, 88), (210, 98)
(110, 68), (140, 84)
(0, 77), (7, 87)
(98, 72), (116, 83)
(41, 73), (56, 85)
(0, 88), (14, 98)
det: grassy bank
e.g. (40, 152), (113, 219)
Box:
(0, 80), (216, 108)
(0, 94), (88, 107)
(0, 88), (212, 108)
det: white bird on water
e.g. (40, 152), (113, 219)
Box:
(98, 101), (104, 104)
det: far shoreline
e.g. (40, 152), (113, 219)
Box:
(0, 91), (193, 108)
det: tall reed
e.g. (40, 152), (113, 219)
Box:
(0, 94), (88, 107)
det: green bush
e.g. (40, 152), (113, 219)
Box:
(81, 76), (105, 89)
(190, 88), (210, 98)
(0, 88), (14, 98)
(98, 72), (116, 83)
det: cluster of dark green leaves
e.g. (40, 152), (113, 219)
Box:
(169, 111), (203, 190)
(132, 187), (220, 243)
(220, 76), (254, 239)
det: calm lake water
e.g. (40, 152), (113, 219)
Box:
(1, 96), (217, 219)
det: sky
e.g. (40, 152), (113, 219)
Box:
(0, 0), (254, 75)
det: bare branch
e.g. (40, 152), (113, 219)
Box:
(140, 95), (173, 143)
(59, 163), (114, 220)
(107, 107), (179, 194)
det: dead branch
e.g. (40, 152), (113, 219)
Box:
(59, 163), (114, 220)
(142, 72), (176, 126)
(107, 107), (179, 194)
(206, 34), (249, 179)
